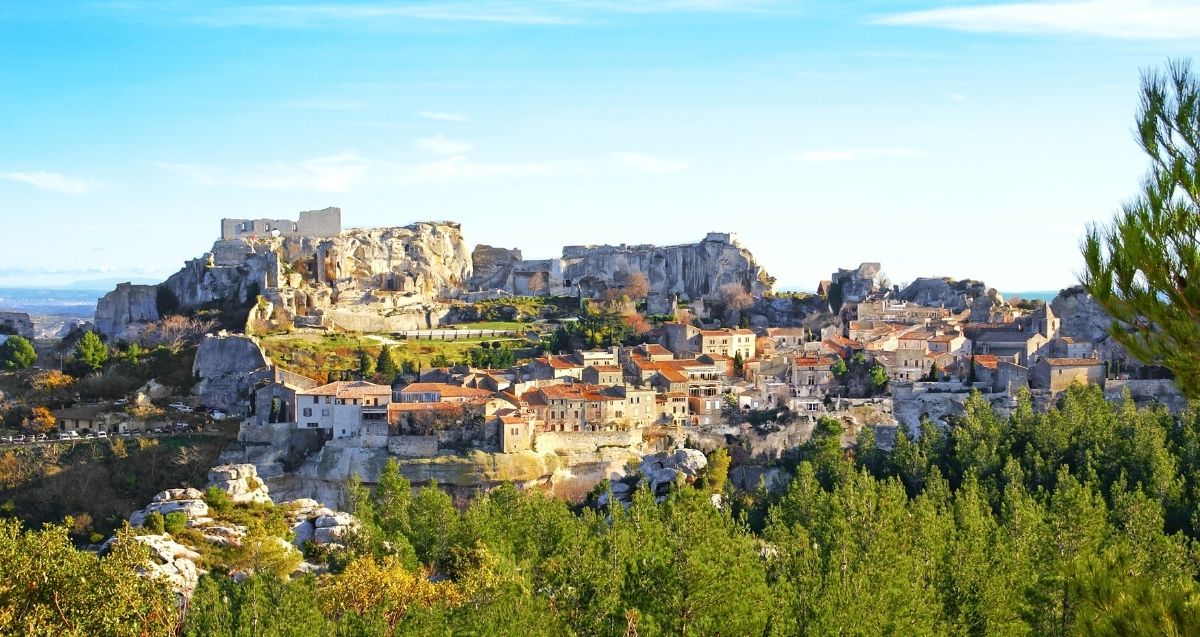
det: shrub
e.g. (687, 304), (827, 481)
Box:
(204, 486), (233, 514)
(144, 511), (165, 534)
(163, 511), (187, 535)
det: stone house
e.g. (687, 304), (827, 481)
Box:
(582, 365), (624, 386)
(520, 383), (626, 432)
(297, 380), (392, 439)
(1033, 357), (1105, 393)
(395, 382), (494, 404)
(766, 327), (809, 350)
(55, 405), (106, 434)
(497, 414), (535, 453)
(523, 355), (585, 381)
(697, 328), (756, 360)
(790, 355), (837, 399)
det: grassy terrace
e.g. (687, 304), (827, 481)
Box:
(260, 324), (537, 381)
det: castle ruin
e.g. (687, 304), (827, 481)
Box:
(220, 207), (342, 241)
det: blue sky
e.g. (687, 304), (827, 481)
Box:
(1, 0), (1198, 292)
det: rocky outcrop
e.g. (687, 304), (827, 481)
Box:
(898, 277), (989, 313)
(1051, 285), (1132, 363)
(102, 534), (202, 597)
(94, 283), (159, 340)
(116, 463), (356, 597)
(0, 312), (34, 339)
(470, 245), (523, 291)
(192, 332), (270, 416)
(207, 464), (273, 504)
(639, 448), (707, 495)
(474, 233), (774, 301)
(98, 217), (474, 337)
(830, 263), (880, 304)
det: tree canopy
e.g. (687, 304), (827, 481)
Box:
(1083, 59), (1200, 397)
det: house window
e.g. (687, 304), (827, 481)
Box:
(322, 409), (330, 417)
(313, 396), (319, 404)
(303, 408), (312, 417)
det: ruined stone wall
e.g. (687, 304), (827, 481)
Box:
(533, 429), (643, 455)
(388, 435), (439, 457)
(221, 207), (341, 241)
(0, 312), (35, 339)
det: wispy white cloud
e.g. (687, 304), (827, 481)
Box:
(873, 0), (1200, 40)
(420, 111), (469, 122)
(790, 148), (928, 162)
(946, 93), (967, 102)
(232, 152), (373, 192)
(154, 162), (218, 186)
(610, 152), (689, 174)
(416, 134), (476, 156)
(101, 1), (785, 29)
(0, 171), (91, 194)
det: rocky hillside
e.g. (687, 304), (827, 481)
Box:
(95, 219), (472, 339)
(470, 232), (775, 301)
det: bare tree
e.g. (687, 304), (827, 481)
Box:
(139, 315), (218, 351)
(718, 282), (754, 312)
(624, 271), (651, 299)
(527, 271), (549, 295)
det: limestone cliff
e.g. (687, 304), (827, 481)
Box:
(469, 245), (523, 291)
(1051, 285), (1132, 363)
(898, 277), (990, 314)
(94, 284), (160, 341)
(192, 332), (271, 416)
(472, 232), (774, 301)
(95, 216), (473, 338)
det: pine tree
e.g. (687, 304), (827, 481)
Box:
(1083, 60), (1200, 397)
(74, 330), (109, 371)
(0, 335), (36, 370)
(358, 349), (376, 379)
(376, 345), (399, 382)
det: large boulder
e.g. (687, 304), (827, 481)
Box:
(206, 463), (273, 504)
(640, 448), (708, 494)
(899, 277), (989, 313)
(103, 534), (201, 597)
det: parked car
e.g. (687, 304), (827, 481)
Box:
(57, 433), (72, 440)
(113, 398), (129, 406)
(210, 410), (227, 421)
(96, 431), (108, 438)
(35, 434), (47, 442)
(13, 435), (25, 443)
(168, 402), (193, 413)
(152, 427), (164, 434)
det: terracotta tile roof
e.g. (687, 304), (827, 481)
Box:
(398, 383), (494, 400)
(767, 327), (807, 336)
(973, 355), (999, 370)
(657, 368), (689, 383)
(929, 334), (960, 343)
(793, 356), (834, 367)
(302, 380), (392, 399)
(642, 343), (672, 355)
(1046, 357), (1102, 367)
(900, 331), (931, 341)
(588, 365), (622, 372)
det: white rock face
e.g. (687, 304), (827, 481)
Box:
(94, 284), (159, 340)
(0, 312), (35, 339)
(640, 448), (708, 494)
(207, 463), (273, 504)
(192, 334), (272, 417)
(102, 534), (202, 597)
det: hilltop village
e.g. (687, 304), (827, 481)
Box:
(2, 208), (1181, 500)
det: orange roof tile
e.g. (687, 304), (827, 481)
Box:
(1046, 357), (1102, 367)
